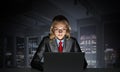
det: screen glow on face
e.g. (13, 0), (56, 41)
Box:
(53, 23), (67, 40)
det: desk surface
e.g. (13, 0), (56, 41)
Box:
(1, 68), (120, 72)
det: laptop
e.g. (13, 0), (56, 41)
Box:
(43, 52), (85, 72)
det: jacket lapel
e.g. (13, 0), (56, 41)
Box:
(49, 39), (58, 52)
(63, 38), (72, 52)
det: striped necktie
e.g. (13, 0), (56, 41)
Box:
(58, 40), (63, 53)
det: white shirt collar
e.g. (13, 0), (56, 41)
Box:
(56, 38), (64, 46)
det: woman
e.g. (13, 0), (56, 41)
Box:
(30, 15), (87, 71)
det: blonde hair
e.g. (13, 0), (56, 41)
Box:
(49, 15), (71, 40)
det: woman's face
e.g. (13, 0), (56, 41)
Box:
(53, 22), (67, 40)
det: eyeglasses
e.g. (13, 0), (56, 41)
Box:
(53, 28), (67, 33)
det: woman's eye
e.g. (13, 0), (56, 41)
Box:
(54, 29), (58, 31)
(63, 29), (66, 30)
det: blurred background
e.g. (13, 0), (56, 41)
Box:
(0, 0), (119, 68)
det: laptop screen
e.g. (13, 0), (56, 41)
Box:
(43, 52), (85, 72)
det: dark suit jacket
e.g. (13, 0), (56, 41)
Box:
(31, 36), (87, 71)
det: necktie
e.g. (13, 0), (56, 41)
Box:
(58, 40), (63, 53)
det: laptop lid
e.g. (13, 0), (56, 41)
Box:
(43, 52), (85, 72)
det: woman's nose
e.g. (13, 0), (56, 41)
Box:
(59, 29), (63, 33)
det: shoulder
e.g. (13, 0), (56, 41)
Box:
(67, 36), (78, 42)
(69, 36), (77, 41)
(42, 35), (49, 39)
(41, 35), (50, 41)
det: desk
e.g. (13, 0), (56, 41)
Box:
(1, 68), (120, 72)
